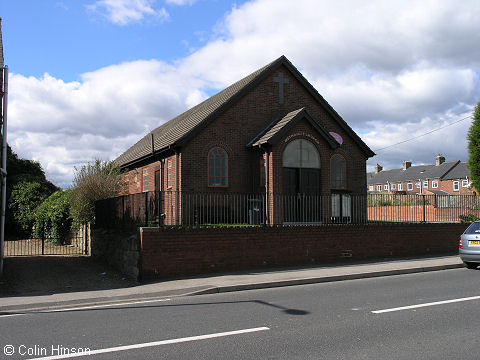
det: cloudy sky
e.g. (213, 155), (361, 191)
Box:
(2, 0), (479, 188)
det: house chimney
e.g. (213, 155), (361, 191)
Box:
(435, 154), (445, 166)
(374, 164), (383, 174)
(403, 161), (411, 170)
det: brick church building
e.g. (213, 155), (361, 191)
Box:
(115, 56), (374, 225)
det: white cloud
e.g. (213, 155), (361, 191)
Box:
(87, 0), (169, 25)
(316, 66), (478, 128)
(165, 0), (197, 5)
(8, 61), (206, 187)
(7, 0), (480, 187)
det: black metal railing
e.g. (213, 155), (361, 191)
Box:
(4, 230), (88, 257)
(95, 192), (480, 228)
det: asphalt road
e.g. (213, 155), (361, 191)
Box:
(1, 268), (480, 359)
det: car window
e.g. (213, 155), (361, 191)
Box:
(464, 222), (480, 234)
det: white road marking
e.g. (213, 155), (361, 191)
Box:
(0, 298), (172, 318)
(372, 295), (480, 314)
(28, 327), (270, 360)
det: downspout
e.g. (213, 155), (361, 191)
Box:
(0, 66), (8, 276)
(261, 145), (270, 226)
(175, 148), (180, 225)
(159, 158), (164, 225)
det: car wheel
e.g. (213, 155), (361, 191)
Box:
(464, 262), (478, 269)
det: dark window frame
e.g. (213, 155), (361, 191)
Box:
(208, 147), (229, 188)
(330, 154), (347, 190)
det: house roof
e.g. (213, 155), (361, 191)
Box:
(247, 107), (339, 148)
(442, 162), (470, 180)
(426, 189), (451, 196)
(367, 160), (461, 185)
(116, 55), (374, 168)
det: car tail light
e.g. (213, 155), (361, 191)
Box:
(459, 237), (463, 249)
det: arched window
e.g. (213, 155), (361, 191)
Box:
(208, 147), (228, 187)
(282, 139), (320, 169)
(331, 154), (346, 189)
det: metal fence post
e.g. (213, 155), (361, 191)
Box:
(422, 195), (426, 223)
(145, 191), (149, 226)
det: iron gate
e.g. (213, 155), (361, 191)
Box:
(3, 227), (88, 256)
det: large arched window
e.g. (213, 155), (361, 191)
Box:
(208, 147), (228, 187)
(282, 139), (320, 169)
(331, 154), (346, 189)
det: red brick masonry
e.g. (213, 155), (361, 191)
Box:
(139, 223), (466, 279)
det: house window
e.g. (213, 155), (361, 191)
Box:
(416, 182), (421, 189)
(423, 181), (428, 189)
(384, 184), (389, 191)
(391, 183), (396, 190)
(377, 185), (382, 192)
(208, 147), (228, 187)
(462, 179), (469, 187)
(453, 181), (460, 192)
(167, 160), (173, 188)
(398, 183), (403, 191)
(407, 183), (413, 191)
(142, 169), (149, 192)
(330, 154), (346, 189)
(369, 185), (374, 191)
(432, 180), (438, 188)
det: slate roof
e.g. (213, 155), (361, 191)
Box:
(116, 55), (374, 168)
(427, 189), (451, 195)
(442, 162), (470, 180)
(367, 160), (461, 185)
(247, 107), (338, 148)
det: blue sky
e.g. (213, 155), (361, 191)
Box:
(1, 0), (480, 188)
(2, 0), (246, 81)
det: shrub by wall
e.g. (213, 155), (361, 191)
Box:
(33, 189), (73, 245)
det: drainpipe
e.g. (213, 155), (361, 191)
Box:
(0, 66), (8, 276)
(175, 148), (180, 225)
(261, 146), (270, 226)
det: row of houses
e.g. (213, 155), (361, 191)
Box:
(367, 154), (475, 196)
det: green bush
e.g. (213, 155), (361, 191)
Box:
(5, 144), (59, 237)
(33, 189), (73, 245)
(459, 214), (480, 224)
(70, 159), (124, 226)
(8, 181), (56, 237)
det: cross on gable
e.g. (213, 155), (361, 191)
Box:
(273, 72), (289, 104)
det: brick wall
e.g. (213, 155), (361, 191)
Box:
(138, 223), (465, 279)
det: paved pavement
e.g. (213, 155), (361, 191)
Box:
(0, 253), (464, 313)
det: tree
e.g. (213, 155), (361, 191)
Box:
(8, 181), (53, 237)
(468, 102), (480, 192)
(5, 144), (59, 237)
(70, 159), (124, 225)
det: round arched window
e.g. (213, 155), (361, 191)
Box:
(282, 139), (320, 169)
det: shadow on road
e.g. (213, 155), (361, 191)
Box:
(0, 256), (138, 297)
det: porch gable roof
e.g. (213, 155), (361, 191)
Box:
(247, 107), (339, 149)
